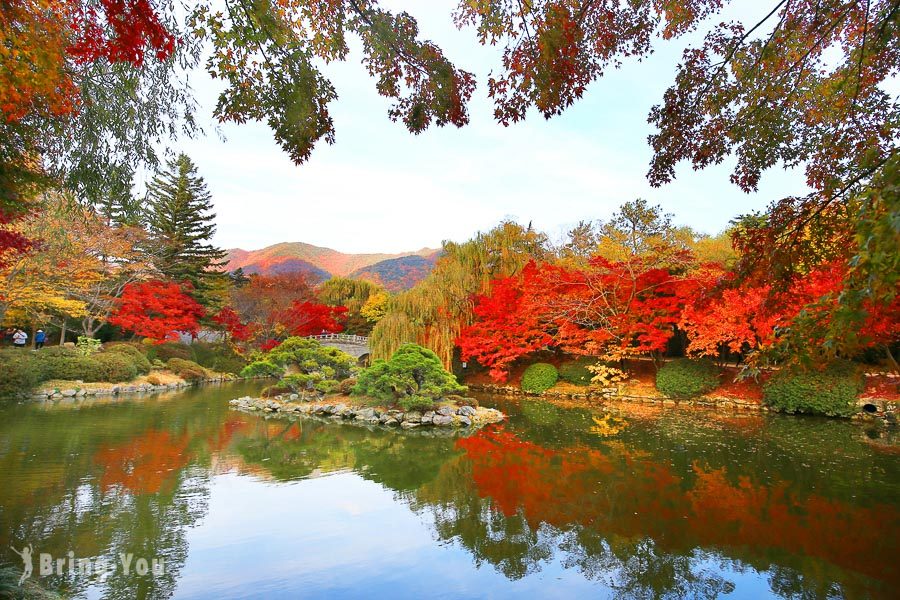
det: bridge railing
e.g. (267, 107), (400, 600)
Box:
(306, 333), (370, 345)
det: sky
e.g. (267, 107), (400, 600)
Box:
(173, 1), (813, 253)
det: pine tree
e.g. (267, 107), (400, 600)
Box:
(146, 154), (227, 309)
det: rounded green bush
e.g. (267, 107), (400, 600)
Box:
(763, 362), (863, 417)
(94, 352), (138, 382)
(352, 343), (465, 407)
(103, 344), (152, 375)
(656, 359), (720, 399)
(521, 363), (559, 394)
(558, 357), (596, 386)
(0, 350), (44, 397)
(40, 355), (105, 382)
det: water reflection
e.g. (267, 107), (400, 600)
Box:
(0, 384), (897, 599)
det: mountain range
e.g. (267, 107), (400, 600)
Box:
(225, 242), (441, 291)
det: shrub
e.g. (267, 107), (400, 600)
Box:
(94, 352), (138, 382)
(146, 342), (191, 362)
(353, 343), (466, 409)
(558, 357), (596, 386)
(40, 355), (104, 382)
(146, 374), (162, 386)
(656, 359), (720, 399)
(189, 342), (248, 374)
(241, 360), (281, 378)
(167, 358), (210, 382)
(103, 344), (152, 375)
(39, 346), (78, 358)
(398, 395), (435, 411)
(763, 362), (863, 417)
(76, 336), (102, 356)
(338, 377), (357, 395)
(241, 337), (356, 399)
(0, 350), (44, 397)
(521, 363), (558, 393)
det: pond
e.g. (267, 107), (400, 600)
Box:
(0, 381), (897, 599)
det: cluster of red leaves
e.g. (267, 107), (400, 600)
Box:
(457, 263), (553, 381)
(259, 339), (281, 352)
(458, 258), (698, 382)
(279, 300), (347, 337)
(0, 211), (33, 268)
(681, 261), (900, 359)
(109, 280), (205, 343)
(212, 306), (251, 342)
(68, 0), (175, 66)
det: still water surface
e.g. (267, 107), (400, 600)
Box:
(0, 381), (897, 599)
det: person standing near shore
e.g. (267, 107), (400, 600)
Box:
(12, 329), (28, 348)
(3, 328), (13, 346)
(35, 329), (46, 349)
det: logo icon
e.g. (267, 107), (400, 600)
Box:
(10, 544), (33, 585)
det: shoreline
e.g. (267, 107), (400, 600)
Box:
(229, 394), (505, 432)
(25, 373), (248, 401)
(466, 383), (899, 422)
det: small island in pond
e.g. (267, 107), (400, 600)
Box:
(230, 337), (504, 430)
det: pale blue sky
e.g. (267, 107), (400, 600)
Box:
(174, 1), (811, 253)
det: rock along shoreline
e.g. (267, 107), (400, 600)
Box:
(229, 394), (505, 432)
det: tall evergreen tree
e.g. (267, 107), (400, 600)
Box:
(146, 154), (227, 309)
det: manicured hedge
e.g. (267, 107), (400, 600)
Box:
(103, 343), (152, 375)
(558, 357), (595, 386)
(521, 363), (559, 393)
(94, 352), (139, 382)
(656, 358), (720, 399)
(763, 362), (863, 417)
(0, 350), (44, 398)
(41, 355), (105, 382)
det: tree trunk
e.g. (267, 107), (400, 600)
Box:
(59, 321), (67, 345)
(885, 344), (900, 376)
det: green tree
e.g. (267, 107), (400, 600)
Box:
(146, 154), (227, 310)
(352, 343), (465, 410)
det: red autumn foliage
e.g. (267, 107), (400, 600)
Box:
(280, 300), (347, 337)
(458, 262), (553, 381)
(458, 258), (699, 381)
(682, 261), (900, 360)
(212, 306), (251, 342)
(109, 280), (205, 342)
(259, 339), (281, 352)
(68, 0), (175, 67)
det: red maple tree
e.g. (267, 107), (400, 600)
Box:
(280, 300), (347, 337)
(458, 262), (553, 382)
(212, 306), (251, 342)
(109, 280), (205, 342)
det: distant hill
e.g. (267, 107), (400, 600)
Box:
(225, 242), (440, 290)
(349, 254), (441, 292)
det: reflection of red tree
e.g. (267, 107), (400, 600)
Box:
(205, 416), (251, 454)
(95, 430), (190, 495)
(456, 427), (899, 585)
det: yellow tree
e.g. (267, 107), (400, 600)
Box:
(0, 194), (150, 340)
(0, 195), (96, 332)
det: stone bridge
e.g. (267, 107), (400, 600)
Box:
(307, 333), (370, 361)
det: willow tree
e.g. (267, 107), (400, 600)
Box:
(370, 221), (548, 367)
